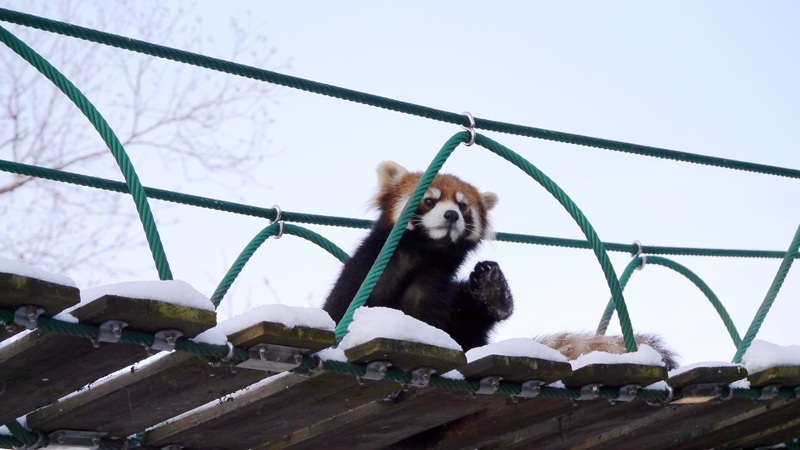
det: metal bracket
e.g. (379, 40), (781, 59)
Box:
(98, 320), (128, 344)
(613, 384), (640, 403)
(409, 367), (436, 388)
(49, 430), (107, 449)
(576, 383), (602, 401)
(236, 343), (308, 373)
(476, 376), (503, 395)
(14, 306), (44, 329)
(759, 384), (781, 401)
(516, 380), (544, 399)
(360, 360), (391, 381)
(149, 329), (183, 352)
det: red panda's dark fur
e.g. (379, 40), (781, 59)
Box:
(323, 161), (513, 351)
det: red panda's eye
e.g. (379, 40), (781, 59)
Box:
(458, 202), (468, 212)
(423, 198), (436, 207)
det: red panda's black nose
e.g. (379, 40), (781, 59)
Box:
(444, 210), (460, 224)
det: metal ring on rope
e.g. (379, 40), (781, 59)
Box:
(462, 112), (476, 146)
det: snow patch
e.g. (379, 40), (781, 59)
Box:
(668, 361), (742, 378)
(338, 307), (461, 351)
(316, 347), (346, 362)
(193, 304), (335, 345)
(741, 340), (800, 373)
(0, 256), (76, 287)
(465, 338), (568, 363)
(570, 344), (665, 370)
(81, 280), (214, 311)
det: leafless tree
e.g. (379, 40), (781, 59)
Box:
(0, 1), (281, 284)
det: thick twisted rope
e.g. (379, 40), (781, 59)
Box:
(210, 222), (348, 308)
(733, 221), (800, 363)
(596, 256), (742, 349)
(1, 158), (796, 261)
(475, 134), (637, 352)
(2, 8), (800, 181)
(0, 24), (172, 281)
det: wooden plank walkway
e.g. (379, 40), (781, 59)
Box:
(2, 271), (799, 450)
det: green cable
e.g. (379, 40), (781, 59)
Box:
(333, 132), (637, 353)
(2, 7), (800, 180)
(0, 25), (173, 281)
(596, 256), (742, 349)
(2, 158), (796, 260)
(733, 221), (800, 363)
(333, 133), (465, 342)
(210, 222), (349, 309)
(475, 133), (637, 353)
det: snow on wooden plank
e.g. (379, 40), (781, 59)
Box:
(0, 271), (79, 339)
(0, 293), (215, 425)
(455, 338), (572, 384)
(25, 306), (335, 437)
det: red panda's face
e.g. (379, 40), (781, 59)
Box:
(374, 161), (497, 244)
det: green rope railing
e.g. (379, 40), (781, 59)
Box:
(0, 24), (173, 281)
(333, 132), (637, 353)
(733, 221), (800, 363)
(1, 158), (797, 261)
(475, 133), (637, 353)
(332, 133), (464, 342)
(596, 256), (742, 349)
(2, 7), (800, 181)
(210, 222), (349, 308)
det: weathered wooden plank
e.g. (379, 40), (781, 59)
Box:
(668, 365), (748, 389)
(562, 363), (667, 388)
(387, 394), (579, 450)
(141, 371), (399, 450)
(456, 354), (572, 384)
(0, 295), (215, 425)
(0, 272), (79, 339)
(344, 337), (466, 374)
(747, 365), (800, 387)
(25, 321), (333, 436)
(258, 387), (488, 450)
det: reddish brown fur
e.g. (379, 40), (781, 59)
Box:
(536, 331), (679, 371)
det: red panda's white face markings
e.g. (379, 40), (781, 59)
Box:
(374, 161), (497, 243)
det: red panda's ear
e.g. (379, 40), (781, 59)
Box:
(376, 161), (408, 189)
(481, 192), (498, 211)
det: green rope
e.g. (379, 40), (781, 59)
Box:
(2, 8), (800, 180)
(0, 25), (172, 281)
(333, 133), (465, 342)
(2, 158), (796, 260)
(733, 221), (800, 363)
(210, 222), (349, 309)
(332, 132), (637, 352)
(475, 134), (637, 353)
(597, 256), (742, 349)
(4, 420), (40, 447)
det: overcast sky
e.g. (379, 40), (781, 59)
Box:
(2, 1), (799, 366)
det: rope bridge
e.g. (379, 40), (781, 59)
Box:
(1, 7), (800, 449)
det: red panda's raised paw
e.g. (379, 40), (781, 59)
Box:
(468, 261), (514, 321)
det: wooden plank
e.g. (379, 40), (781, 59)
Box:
(142, 371), (399, 450)
(0, 272), (79, 339)
(25, 321), (333, 436)
(747, 365), (800, 387)
(456, 355), (572, 384)
(668, 365), (748, 389)
(257, 387), (488, 450)
(562, 363), (667, 388)
(0, 295), (215, 425)
(344, 338), (466, 374)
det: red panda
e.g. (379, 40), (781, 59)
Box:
(323, 161), (513, 351)
(537, 331), (679, 370)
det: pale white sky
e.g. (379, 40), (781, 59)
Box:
(2, 1), (800, 366)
